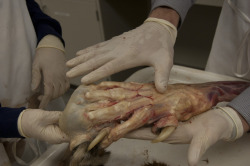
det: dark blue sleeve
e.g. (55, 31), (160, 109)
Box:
(26, 0), (65, 46)
(0, 106), (26, 138)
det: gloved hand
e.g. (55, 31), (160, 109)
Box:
(18, 109), (69, 144)
(32, 35), (70, 109)
(125, 107), (245, 166)
(66, 17), (177, 93)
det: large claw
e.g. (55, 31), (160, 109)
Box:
(88, 128), (109, 151)
(152, 126), (176, 143)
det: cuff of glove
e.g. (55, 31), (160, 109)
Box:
(144, 17), (177, 43)
(37, 35), (65, 53)
(17, 109), (29, 138)
(217, 106), (244, 141)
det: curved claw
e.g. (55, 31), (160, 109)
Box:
(152, 126), (176, 143)
(88, 128), (109, 151)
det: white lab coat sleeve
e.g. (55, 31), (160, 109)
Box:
(228, 87), (250, 126)
(151, 0), (195, 26)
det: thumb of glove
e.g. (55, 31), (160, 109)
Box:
(187, 134), (217, 166)
(154, 61), (172, 93)
(38, 111), (69, 144)
(43, 124), (69, 144)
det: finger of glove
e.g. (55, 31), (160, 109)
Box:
(43, 111), (62, 123)
(66, 55), (111, 78)
(66, 54), (89, 68)
(187, 134), (217, 166)
(41, 125), (69, 144)
(76, 41), (108, 57)
(31, 65), (42, 91)
(54, 66), (70, 97)
(66, 41), (108, 68)
(154, 59), (172, 93)
(38, 83), (53, 109)
(53, 78), (70, 99)
(63, 78), (70, 94)
(41, 111), (69, 143)
(81, 59), (135, 84)
(67, 48), (107, 68)
(53, 81), (63, 99)
(39, 96), (51, 109)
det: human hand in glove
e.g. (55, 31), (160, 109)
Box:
(66, 16), (177, 93)
(18, 109), (69, 144)
(126, 107), (249, 166)
(32, 35), (70, 109)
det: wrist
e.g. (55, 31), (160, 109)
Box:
(217, 107), (244, 141)
(144, 17), (177, 43)
(226, 106), (250, 132)
(17, 109), (30, 138)
(149, 7), (180, 28)
(37, 35), (65, 53)
(235, 110), (250, 132)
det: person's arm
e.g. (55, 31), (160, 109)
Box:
(228, 87), (250, 132)
(151, 0), (195, 28)
(65, 0), (194, 93)
(150, 7), (180, 28)
(0, 106), (25, 138)
(25, 0), (64, 45)
(26, 0), (69, 109)
(0, 105), (68, 144)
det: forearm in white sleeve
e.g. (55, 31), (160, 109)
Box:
(228, 87), (250, 126)
(151, 0), (195, 26)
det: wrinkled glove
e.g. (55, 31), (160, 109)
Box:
(126, 107), (244, 166)
(32, 35), (70, 109)
(66, 17), (177, 93)
(18, 109), (69, 144)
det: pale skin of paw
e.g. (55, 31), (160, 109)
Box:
(60, 81), (249, 151)
(61, 82), (207, 149)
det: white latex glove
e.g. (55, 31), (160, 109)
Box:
(32, 35), (70, 109)
(66, 17), (177, 93)
(17, 109), (69, 144)
(126, 107), (244, 166)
